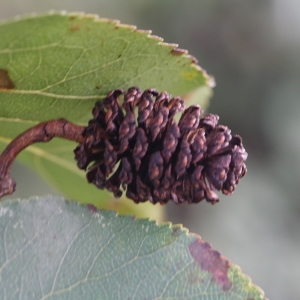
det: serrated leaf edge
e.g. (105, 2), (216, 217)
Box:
(81, 200), (266, 299)
(0, 11), (215, 89)
(0, 195), (265, 299)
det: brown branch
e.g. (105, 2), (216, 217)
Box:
(0, 119), (86, 199)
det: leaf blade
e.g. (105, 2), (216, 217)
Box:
(0, 196), (266, 300)
(0, 12), (212, 122)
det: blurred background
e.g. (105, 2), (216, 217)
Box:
(1, 0), (300, 299)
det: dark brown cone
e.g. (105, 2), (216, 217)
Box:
(74, 87), (248, 204)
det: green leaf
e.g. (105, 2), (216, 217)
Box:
(0, 12), (213, 217)
(0, 196), (265, 300)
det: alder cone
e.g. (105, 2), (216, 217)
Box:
(74, 87), (247, 204)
